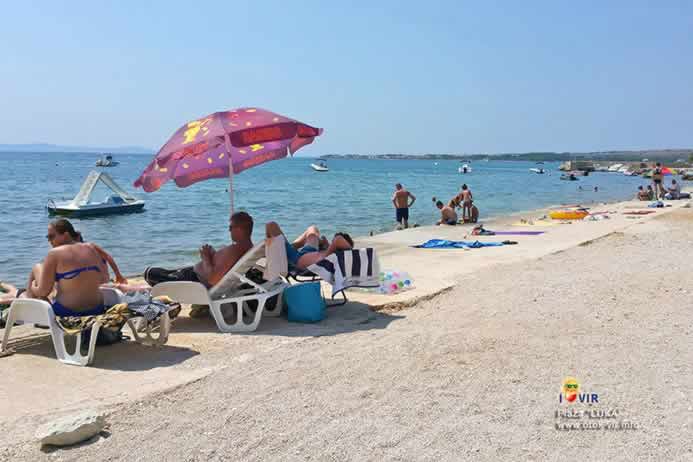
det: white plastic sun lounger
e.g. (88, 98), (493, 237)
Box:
(150, 238), (288, 333)
(1, 287), (170, 366)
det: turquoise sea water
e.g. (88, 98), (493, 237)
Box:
(0, 152), (650, 284)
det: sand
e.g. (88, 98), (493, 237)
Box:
(1, 198), (691, 461)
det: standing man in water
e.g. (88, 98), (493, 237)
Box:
(651, 162), (665, 199)
(392, 183), (416, 229)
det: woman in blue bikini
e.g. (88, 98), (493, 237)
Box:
(19, 219), (122, 316)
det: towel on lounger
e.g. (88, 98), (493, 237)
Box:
(308, 248), (381, 298)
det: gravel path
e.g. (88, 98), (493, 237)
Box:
(6, 209), (692, 461)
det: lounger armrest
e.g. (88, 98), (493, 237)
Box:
(151, 281), (211, 306)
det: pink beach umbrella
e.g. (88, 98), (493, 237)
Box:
(134, 107), (322, 213)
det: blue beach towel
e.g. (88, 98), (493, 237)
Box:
(413, 239), (505, 249)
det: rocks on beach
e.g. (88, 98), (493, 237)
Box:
(35, 411), (106, 447)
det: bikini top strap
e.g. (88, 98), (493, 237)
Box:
(55, 265), (101, 281)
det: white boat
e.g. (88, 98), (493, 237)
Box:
(458, 163), (472, 174)
(47, 170), (144, 217)
(95, 154), (119, 167)
(617, 166), (630, 174)
(311, 160), (329, 172)
(607, 163), (623, 172)
(529, 168), (546, 174)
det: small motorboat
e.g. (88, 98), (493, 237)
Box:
(96, 154), (119, 167)
(529, 168), (545, 174)
(47, 170), (144, 217)
(311, 160), (329, 172)
(458, 163), (472, 174)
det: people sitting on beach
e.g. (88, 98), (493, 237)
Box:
(646, 185), (655, 201)
(435, 201), (458, 225)
(15, 219), (120, 316)
(665, 179), (681, 200)
(144, 211), (254, 288)
(637, 186), (649, 201)
(265, 222), (353, 270)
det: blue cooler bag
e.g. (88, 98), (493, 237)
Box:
(284, 282), (326, 323)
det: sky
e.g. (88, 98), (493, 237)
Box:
(1, 1), (692, 155)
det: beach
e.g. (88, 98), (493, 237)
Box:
(1, 194), (691, 461)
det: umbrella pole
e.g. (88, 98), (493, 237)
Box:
(229, 160), (234, 215)
(224, 135), (234, 216)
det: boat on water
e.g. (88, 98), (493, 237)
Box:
(310, 160), (329, 172)
(47, 170), (145, 217)
(607, 163), (623, 172)
(95, 154), (119, 167)
(560, 173), (579, 181)
(529, 167), (546, 174)
(458, 163), (472, 174)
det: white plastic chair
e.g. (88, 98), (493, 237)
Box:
(151, 239), (288, 333)
(1, 287), (169, 366)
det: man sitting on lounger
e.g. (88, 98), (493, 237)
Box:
(144, 211), (254, 288)
(265, 222), (353, 270)
(436, 201), (458, 225)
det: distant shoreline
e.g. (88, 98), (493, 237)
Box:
(323, 150), (693, 163)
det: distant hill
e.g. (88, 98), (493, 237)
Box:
(0, 143), (154, 154)
(324, 149), (693, 163)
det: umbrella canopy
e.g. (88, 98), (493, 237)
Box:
(134, 108), (322, 193)
(661, 167), (673, 176)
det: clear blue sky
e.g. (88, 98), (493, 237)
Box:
(1, 1), (691, 154)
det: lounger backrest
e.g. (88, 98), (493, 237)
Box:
(208, 242), (266, 299)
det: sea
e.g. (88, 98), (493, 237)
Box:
(0, 152), (648, 284)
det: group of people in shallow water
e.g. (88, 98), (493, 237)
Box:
(392, 183), (479, 229)
(0, 215), (354, 318)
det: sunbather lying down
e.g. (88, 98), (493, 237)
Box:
(266, 222), (353, 270)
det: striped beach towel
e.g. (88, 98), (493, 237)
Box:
(308, 248), (381, 298)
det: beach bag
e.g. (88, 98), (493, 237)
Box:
(284, 282), (325, 323)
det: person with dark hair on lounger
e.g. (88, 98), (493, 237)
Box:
(265, 222), (353, 270)
(144, 211), (254, 288)
(17, 219), (117, 316)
